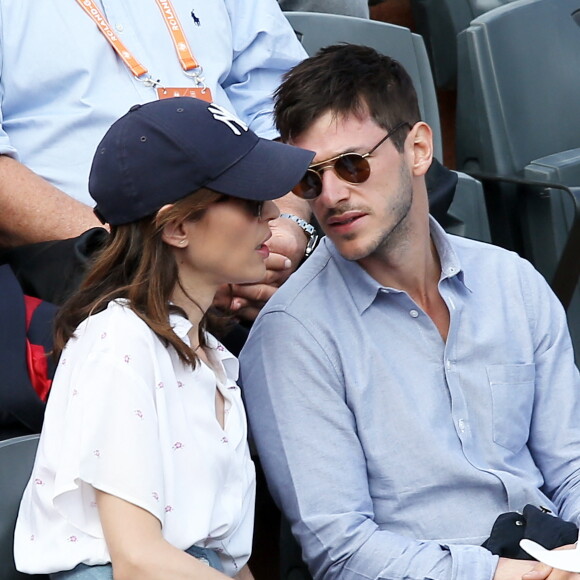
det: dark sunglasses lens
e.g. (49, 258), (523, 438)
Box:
(335, 154), (371, 184)
(292, 170), (322, 199)
(241, 199), (263, 217)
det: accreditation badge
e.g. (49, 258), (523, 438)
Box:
(157, 87), (213, 102)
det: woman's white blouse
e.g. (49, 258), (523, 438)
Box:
(14, 300), (256, 576)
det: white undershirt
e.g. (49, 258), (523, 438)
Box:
(15, 300), (255, 577)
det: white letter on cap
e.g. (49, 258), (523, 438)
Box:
(208, 103), (248, 136)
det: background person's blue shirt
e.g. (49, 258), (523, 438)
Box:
(240, 219), (580, 580)
(0, 0), (306, 206)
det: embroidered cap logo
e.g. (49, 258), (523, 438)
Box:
(208, 103), (248, 136)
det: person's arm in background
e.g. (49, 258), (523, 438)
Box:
(217, 0), (313, 320)
(0, 156), (102, 248)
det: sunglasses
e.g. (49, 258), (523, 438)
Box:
(291, 122), (409, 200)
(217, 195), (264, 218)
(244, 199), (264, 218)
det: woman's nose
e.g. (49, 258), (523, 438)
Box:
(262, 199), (280, 221)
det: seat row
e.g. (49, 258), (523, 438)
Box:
(285, 2), (580, 365)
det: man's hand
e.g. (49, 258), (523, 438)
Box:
(216, 215), (308, 322)
(523, 562), (580, 580)
(493, 551), (580, 580)
(521, 545), (580, 580)
(494, 558), (550, 580)
(266, 214), (309, 281)
(213, 252), (290, 321)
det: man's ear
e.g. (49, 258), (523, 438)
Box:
(408, 122), (433, 177)
(158, 204), (189, 249)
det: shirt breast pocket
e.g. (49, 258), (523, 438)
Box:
(487, 363), (536, 453)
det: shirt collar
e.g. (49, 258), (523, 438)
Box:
(429, 216), (468, 288)
(169, 310), (239, 379)
(169, 309), (193, 340)
(204, 332), (239, 381)
(327, 215), (469, 314)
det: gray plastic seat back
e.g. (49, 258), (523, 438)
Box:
(283, 11), (443, 162)
(446, 172), (491, 242)
(456, 0), (580, 363)
(455, 0), (580, 261)
(410, 0), (517, 88)
(410, 0), (475, 88)
(469, 0), (517, 17)
(0, 434), (45, 580)
(456, 0), (580, 176)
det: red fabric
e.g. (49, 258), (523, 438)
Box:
(24, 295), (52, 402)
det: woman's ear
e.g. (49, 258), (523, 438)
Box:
(156, 205), (188, 249)
(408, 122), (433, 177)
(161, 219), (189, 249)
(157, 204), (189, 249)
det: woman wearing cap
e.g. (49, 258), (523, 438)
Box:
(14, 97), (314, 579)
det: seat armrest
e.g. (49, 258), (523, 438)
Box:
(467, 172), (580, 309)
(524, 148), (580, 184)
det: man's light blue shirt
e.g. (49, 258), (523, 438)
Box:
(240, 219), (580, 580)
(0, 0), (306, 205)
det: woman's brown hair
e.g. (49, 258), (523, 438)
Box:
(53, 188), (229, 366)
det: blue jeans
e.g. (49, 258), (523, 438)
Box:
(50, 545), (224, 579)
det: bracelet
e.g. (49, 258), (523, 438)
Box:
(279, 213), (319, 257)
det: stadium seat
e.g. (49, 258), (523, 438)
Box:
(455, 0), (580, 360)
(410, 0), (517, 89)
(0, 434), (47, 580)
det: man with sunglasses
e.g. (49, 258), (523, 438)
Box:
(240, 45), (580, 580)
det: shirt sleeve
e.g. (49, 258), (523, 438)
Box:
(0, 5), (18, 159)
(520, 259), (580, 525)
(240, 310), (498, 580)
(222, 0), (307, 139)
(51, 322), (166, 538)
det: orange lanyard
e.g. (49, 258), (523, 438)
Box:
(75, 0), (203, 87)
(155, 0), (200, 71)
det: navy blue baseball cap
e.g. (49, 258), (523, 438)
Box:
(89, 97), (315, 225)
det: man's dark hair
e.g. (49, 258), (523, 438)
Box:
(274, 44), (422, 152)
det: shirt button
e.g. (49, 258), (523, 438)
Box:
(116, 23), (124, 32)
(458, 419), (466, 432)
(409, 309), (419, 318)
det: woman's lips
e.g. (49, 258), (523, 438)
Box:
(256, 243), (270, 259)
